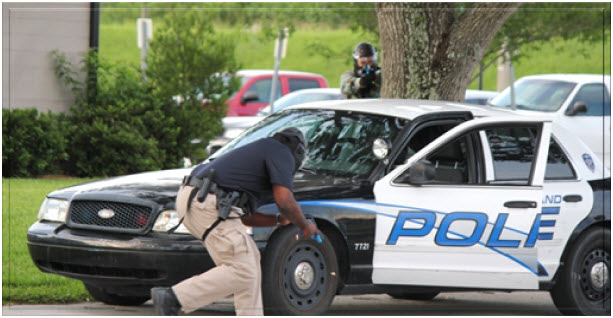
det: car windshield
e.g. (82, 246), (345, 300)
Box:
(258, 92), (343, 116)
(211, 109), (407, 178)
(489, 79), (577, 112)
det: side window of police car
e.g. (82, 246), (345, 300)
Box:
(486, 126), (539, 185)
(394, 132), (480, 185)
(545, 138), (576, 180)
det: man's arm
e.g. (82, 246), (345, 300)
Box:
(340, 70), (361, 98)
(271, 184), (318, 237)
(241, 212), (289, 227)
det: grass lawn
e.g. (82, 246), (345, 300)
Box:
(100, 22), (610, 92)
(2, 178), (97, 304)
(469, 35), (611, 91)
(100, 23), (374, 88)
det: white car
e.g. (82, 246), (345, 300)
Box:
(488, 74), (611, 168)
(465, 89), (498, 105)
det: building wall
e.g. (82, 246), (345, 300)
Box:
(2, 2), (90, 113)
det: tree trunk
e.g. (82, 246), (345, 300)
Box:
(376, 3), (522, 101)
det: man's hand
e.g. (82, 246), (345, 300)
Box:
(358, 66), (377, 89)
(300, 220), (319, 239)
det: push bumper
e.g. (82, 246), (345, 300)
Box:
(27, 221), (266, 295)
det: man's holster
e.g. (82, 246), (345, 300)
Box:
(181, 170), (251, 241)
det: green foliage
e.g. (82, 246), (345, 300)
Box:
(48, 11), (240, 177)
(145, 10), (240, 163)
(100, 23), (373, 87)
(2, 109), (68, 177)
(492, 3), (611, 60)
(53, 51), (166, 176)
(3, 178), (96, 304)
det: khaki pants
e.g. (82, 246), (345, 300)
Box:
(172, 186), (263, 316)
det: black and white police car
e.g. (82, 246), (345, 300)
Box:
(28, 99), (610, 315)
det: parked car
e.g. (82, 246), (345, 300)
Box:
(207, 88), (343, 154)
(28, 99), (610, 315)
(225, 70), (328, 116)
(464, 89), (498, 105)
(488, 74), (611, 169)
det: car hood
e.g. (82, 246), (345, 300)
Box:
(47, 168), (370, 210)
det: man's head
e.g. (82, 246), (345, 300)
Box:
(353, 42), (377, 69)
(272, 127), (308, 172)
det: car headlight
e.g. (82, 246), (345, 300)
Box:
(37, 198), (69, 223)
(153, 210), (190, 233)
(152, 210), (253, 235)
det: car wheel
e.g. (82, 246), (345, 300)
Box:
(84, 283), (150, 306)
(387, 292), (439, 301)
(262, 225), (339, 315)
(550, 227), (610, 315)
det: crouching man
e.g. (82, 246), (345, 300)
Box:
(151, 127), (319, 316)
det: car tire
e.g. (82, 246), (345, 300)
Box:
(387, 292), (439, 301)
(262, 224), (339, 315)
(550, 227), (610, 315)
(84, 283), (150, 306)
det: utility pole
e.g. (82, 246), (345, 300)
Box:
(138, 6), (152, 81)
(269, 27), (289, 113)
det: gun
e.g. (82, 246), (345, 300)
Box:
(357, 64), (380, 88)
(197, 169), (216, 203)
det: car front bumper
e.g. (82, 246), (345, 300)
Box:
(27, 221), (265, 296)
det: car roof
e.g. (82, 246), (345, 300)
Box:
(465, 89), (498, 98)
(518, 74), (611, 85)
(237, 69), (325, 78)
(284, 88), (341, 95)
(291, 98), (528, 120)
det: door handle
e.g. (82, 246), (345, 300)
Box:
(504, 201), (538, 209)
(563, 195), (582, 203)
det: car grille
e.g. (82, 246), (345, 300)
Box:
(68, 200), (155, 234)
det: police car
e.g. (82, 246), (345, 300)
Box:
(28, 99), (610, 315)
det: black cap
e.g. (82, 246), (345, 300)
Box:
(273, 127), (308, 172)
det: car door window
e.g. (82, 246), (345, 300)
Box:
(569, 83), (611, 116)
(545, 138), (576, 180)
(288, 78), (321, 92)
(245, 78), (281, 103)
(486, 126), (538, 185)
(424, 135), (474, 184)
(391, 123), (459, 169)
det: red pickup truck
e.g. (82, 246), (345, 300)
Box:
(226, 70), (328, 116)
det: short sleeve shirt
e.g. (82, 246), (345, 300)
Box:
(190, 138), (295, 212)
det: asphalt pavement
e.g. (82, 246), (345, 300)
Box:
(3, 291), (561, 316)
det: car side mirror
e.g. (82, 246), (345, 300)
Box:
(395, 160), (436, 185)
(240, 91), (259, 105)
(566, 102), (588, 116)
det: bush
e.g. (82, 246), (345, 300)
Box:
(49, 11), (240, 177)
(2, 108), (68, 177)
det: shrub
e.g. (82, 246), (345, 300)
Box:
(2, 108), (68, 177)
(50, 11), (240, 177)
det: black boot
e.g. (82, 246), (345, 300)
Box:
(151, 287), (181, 316)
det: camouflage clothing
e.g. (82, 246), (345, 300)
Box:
(340, 69), (381, 99)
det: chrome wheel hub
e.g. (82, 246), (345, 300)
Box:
(294, 262), (315, 290)
(590, 262), (608, 290)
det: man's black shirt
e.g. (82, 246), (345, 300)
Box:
(191, 138), (295, 212)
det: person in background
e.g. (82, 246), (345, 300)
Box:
(340, 42), (381, 99)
